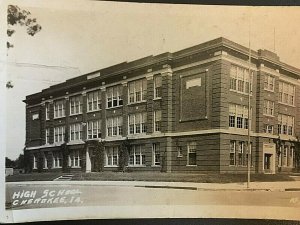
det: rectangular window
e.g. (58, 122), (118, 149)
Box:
(230, 140), (236, 166)
(128, 112), (147, 135)
(54, 100), (65, 118)
(154, 110), (162, 132)
(264, 74), (275, 91)
(106, 116), (122, 137)
(45, 128), (50, 144)
(45, 103), (50, 120)
(237, 141), (245, 166)
(70, 95), (83, 115)
(230, 65), (253, 94)
(87, 120), (101, 139)
(263, 100), (274, 116)
(52, 151), (62, 168)
(263, 124), (274, 134)
(187, 142), (197, 166)
(279, 81), (295, 106)
(229, 104), (249, 129)
(69, 150), (81, 168)
(278, 114), (294, 136)
(106, 86), (123, 108)
(43, 152), (48, 169)
(87, 90), (101, 112)
(154, 75), (162, 99)
(105, 146), (119, 166)
(69, 123), (83, 141)
(128, 145), (146, 166)
(33, 153), (38, 169)
(54, 126), (65, 143)
(128, 79), (147, 103)
(152, 143), (160, 166)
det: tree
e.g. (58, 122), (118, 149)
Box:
(6, 5), (42, 88)
(14, 153), (25, 169)
(7, 5), (42, 48)
(5, 157), (15, 168)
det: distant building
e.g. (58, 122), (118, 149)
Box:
(23, 37), (300, 174)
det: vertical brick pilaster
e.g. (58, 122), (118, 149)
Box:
(122, 82), (128, 136)
(65, 96), (70, 142)
(146, 75), (154, 134)
(161, 67), (173, 133)
(101, 87), (106, 138)
(82, 91), (87, 141)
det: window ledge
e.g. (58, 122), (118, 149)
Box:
(106, 105), (123, 110)
(127, 165), (147, 168)
(153, 97), (162, 101)
(186, 165), (197, 167)
(54, 116), (66, 119)
(127, 100), (147, 106)
(177, 155), (183, 158)
(264, 88), (275, 93)
(87, 109), (102, 113)
(104, 165), (118, 168)
(71, 166), (81, 168)
(151, 165), (161, 167)
(263, 114), (275, 118)
(229, 89), (253, 96)
(69, 113), (83, 117)
(52, 167), (62, 169)
(278, 102), (295, 107)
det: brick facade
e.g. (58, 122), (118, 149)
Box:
(23, 37), (300, 174)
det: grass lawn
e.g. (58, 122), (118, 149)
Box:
(5, 172), (63, 182)
(73, 172), (295, 183)
(6, 171), (295, 183)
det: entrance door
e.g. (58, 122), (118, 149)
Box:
(264, 153), (272, 173)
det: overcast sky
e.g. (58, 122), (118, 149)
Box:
(2, 0), (300, 159)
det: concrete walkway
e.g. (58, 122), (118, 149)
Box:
(7, 180), (300, 192)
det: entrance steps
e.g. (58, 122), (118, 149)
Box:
(53, 174), (74, 181)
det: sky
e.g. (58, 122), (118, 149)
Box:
(2, 0), (300, 160)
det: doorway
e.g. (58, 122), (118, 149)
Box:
(264, 153), (272, 173)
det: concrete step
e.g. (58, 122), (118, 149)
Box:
(53, 174), (74, 181)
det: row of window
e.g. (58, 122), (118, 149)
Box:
(278, 146), (295, 168)
(230, 65), (253, 94)
(45, 111), (162, 143)
(45, 75), (163, 119)
(229, 104), (249, 129)
(229, 140), (252, 166)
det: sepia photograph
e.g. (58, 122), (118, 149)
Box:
(1, 0), (300, 223)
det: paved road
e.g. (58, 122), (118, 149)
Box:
(6, 183), (300, 210)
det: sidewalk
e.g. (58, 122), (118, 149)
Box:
(7, 180), (300, 192)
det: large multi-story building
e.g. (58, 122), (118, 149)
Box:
(23, 37), (300, 174)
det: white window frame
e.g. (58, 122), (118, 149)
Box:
(263, 100), (275, 116)
(106, 86), (123, 109)
(128, 112), (147, 135)
(68, 150), (81, 168)
(264, 74), (275, 92)
(87, 120), (102, 139)
(105, 146), (119, 166)
(54, 126), (65, 143)
(45, 128), (50, 144)
(45, 103), (50, 120)
(69, 123), (83, 141)
(154, 75), (162, 99)
(278, 114), (294, 136)
(187, 142), (197, 166)
(43, 152), (48, 169)
(33, 153), (38, 169)
(154, 110), (162, 132)
(279, 81), (295, 106)
(128, 145), (146, 166)
(152, 143), (160, 166)
(229, 65), (253, 95)
(87, 90), (102, 112)
(52, 152), (62, 168)
(106, 116), (122, 137)
(54, 100), (65, 119)
(69, 95), (83, 115)
(229, 104), (250, 129)
(229, 140), (236, 166)
(128, 79), (147, 104)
